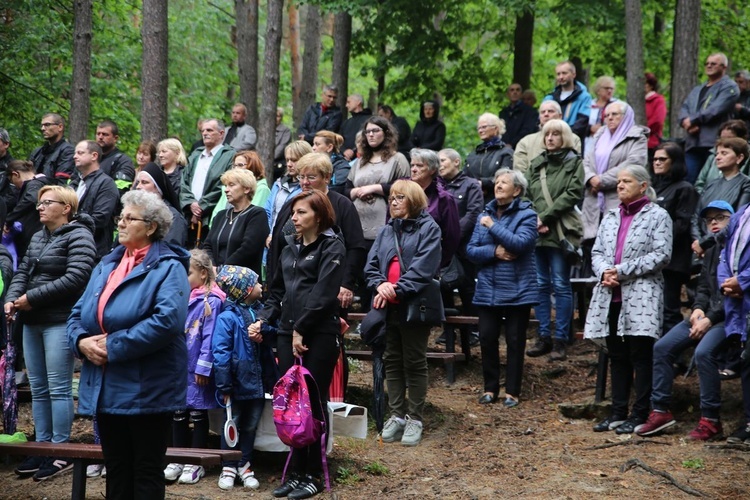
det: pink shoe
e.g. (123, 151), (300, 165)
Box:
(688, 417), (723, 441)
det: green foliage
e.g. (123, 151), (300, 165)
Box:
(336, 465), (362, 484)
(363, 460), (389, 476)
(682, 458), (705, 470)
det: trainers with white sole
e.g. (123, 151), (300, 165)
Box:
(401, 415), (423, 446)
(86, 464), (105, 478)
(218, 466), (238, 490)
(238, 462), (260, 489)
(381, 416), (406, 443)
(163, 463), (183, 482)
(178, 464), (205, 484)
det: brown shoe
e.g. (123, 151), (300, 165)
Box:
(548, 340), (567, 361)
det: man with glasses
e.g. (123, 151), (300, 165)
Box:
(499, 83), (539, 149)
(679, 53), (740, 183)
(70, 140), (119, 260)
(297, 84), (342, 144)
(29, 113), (75, 185)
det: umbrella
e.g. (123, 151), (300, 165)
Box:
(1, 317), (18, 434)
(329, 319), (350, 403)
(371, 346), (386, 433)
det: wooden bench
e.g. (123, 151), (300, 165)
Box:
(346, 350), (466, 384)
(0, 441), (241, 500)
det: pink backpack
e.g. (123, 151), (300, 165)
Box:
(273, 360), (330, 489)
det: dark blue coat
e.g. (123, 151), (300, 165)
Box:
(68, 240), (191, 415)
(718, 204), (750, 340)
(466, 197), (539, 307)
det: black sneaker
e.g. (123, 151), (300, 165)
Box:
(549, 340), (567, 362)
(15, 455), (47, 477)
(526, 338), (552, 357)
(727, 423), (750, 444)
(288, 474), (323, 499)
(468, 331), (480, 347)
(272, 473), (302, 498)
(593, 416), (626, 432)
(615, 417), (646, 435)
(33, 458), (74, 481)
(435, 333), (447, 345)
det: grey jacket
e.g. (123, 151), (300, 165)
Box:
(679, 75), (740, 151)
(224, 123), (257, 151)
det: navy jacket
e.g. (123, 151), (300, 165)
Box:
(298, 103), (343, 143)
(465, 141), (514, 203)
(499, 101), (539, 147)
(442, 171), (484, 246)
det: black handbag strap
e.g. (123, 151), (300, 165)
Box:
(392, 229), (406, 274)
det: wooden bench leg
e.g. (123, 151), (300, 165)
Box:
(71, 459), (88, 500)
(594, 349), (609, 403)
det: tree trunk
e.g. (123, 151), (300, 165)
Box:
(69, 0), (92, 144)
(289, 2), (302, 128)
(669, 0), (701, 139)
(258, 0), (285, 180)
(235, 0), (259, 127)
(299, 4), (322, 123)
(141, 0), (169, 141)
(512, 9), (534, 91)
(377, 41), (386, 97)
(331, 12), (352, 115)
(624, 0), (646, 124)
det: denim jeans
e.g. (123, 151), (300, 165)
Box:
(534, 246), (573, 342)
(685, 147), (710, 184)
(651, 320), (727, 419)
(22, 322), (74, 443)
(221, 398), (265, 467)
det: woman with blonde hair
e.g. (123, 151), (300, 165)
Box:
(465, 113), (514, 203)
(313, 130), (350, 194)
(157, 138), (188, 196)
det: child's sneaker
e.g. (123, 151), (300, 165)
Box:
(218, 466), (238, 490)
(163, 463), (183, 482)
(238, 462), (260, 489)
(178, 464), (205, 484)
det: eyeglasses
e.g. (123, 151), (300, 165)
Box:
(653, 157), (670, 163)
(115, 215), (150, 225)
(704, 214), (730, 224)
(388, 194), (406, 203)
(604, 112), (623, 118)
(705, 62), (723, 67)
(477, 125), (495, 131)
(37, 200), (66, 208)
(364, 128), (383, 135)
(298, 174), (320, 182)
(234, 162), (248, 168)
(40, 122), (60, 128)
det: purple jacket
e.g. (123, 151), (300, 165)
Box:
(425, 178), (461, 268)
(718, 204), (750, 340)
(185, 285), (226, 409)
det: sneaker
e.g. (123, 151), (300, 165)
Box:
(218, 466), (238, 490)
(526, 337), (552, 357)
(727, 423), (750, 444)
(503, 396), (519, 408)
(435, 332), (447, 345)
(635, 410), (676, 437)
(15, 455), (47, 477)
(272, 473), (301, 497)
(381, 415), (406, 443)
(593, 416), (626, 432)
(178, 464), (205, 484)
(549, 340), (567, 362)
(288, 474), (323, 499)
(86, 464), (105, 478)
(238, 462), (260, 489)
(401, 415), (423, 446)
(688, 418), (723, 441)
(33, 458), (74, 481)
(615, 416), (646, 435)
(468, 331), (480, 347)
(164, 463), (184, 482)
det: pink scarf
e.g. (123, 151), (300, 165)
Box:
(97, 245), (151, 333)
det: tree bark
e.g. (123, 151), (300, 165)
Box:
(669, 0), (701, 139)
(141, 0), (169, 142)
(69, 0), (92, 144)
(331, 12), (352, 115)
(512, 9), (534, 91)
(299, 4), (322, 123)
(258, 0), (285, 180)
(289, 2), (302, 127)
(235, 0), (259, 127)
(624, 0), (646, 124)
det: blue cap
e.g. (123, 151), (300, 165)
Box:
(700, 200), (735, 217)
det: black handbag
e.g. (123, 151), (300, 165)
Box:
(393, 231), (445, 326)
(440, 255), (465, 289)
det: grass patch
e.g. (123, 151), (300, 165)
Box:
(336, 466), (362, 485)
(682, 458), (705, 469)
(363, 461), (389, 476)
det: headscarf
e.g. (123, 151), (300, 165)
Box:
(594, 102), (636, 210)
(141, 162), (180, 210)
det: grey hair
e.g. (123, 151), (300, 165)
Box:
(439, 148), (462, 164)
(478, 113), (506, 137)
(204, 118), (225, 132)
(619, 164), (657, 201)
(736, 70), (750, 80)
(709, 52), (729, 67)
(323, 83), (338, 93)
(121, 190), (173, 241)
(494, 167), (528, 198)
(539, 100), (562, 115)
(592, 76), (615, 95)
(349, 93), (364, 106)
(410, 148), (440, 174)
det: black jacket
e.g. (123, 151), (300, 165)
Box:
(654, 176), (699, 275)
(260, 229), (345, 337)
(99, 148), (136, 195)
(412, 100), (446, 151)
(29, 139), (75, 185)
(442, 171), (484, 245)
(298, 103), (343, 143)
(693, 239), (724, 326)
(392, 115), (413, 159)
(465, 141), (514, 203)
(499, 101), (539, 147)
(6, 174), (50, 261)
(6, 213), (97, 325)
(69, 169), (120, 259)
(203, 205), (269, 277)
(330, 153), (351, 194)
(0, 152), (16, 214)
(339, 109), (372, 154)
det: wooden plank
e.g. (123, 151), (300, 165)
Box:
(347, 350), (465, 363)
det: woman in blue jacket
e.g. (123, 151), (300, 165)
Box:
(467, 168), (539, 408)
(68, 190), (191, 500)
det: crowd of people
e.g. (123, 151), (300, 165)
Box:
(2, 50), (750, 498)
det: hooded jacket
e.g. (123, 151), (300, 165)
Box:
(543, 81), (593, 141)
(718, 204), (750, 340)
(412, 100), (446, 151)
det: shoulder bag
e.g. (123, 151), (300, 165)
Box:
(392, 230), (445, 326)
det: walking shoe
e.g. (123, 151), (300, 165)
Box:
(548, 340), (567, 362)
(593, 416), (626, 432)
(503, 396), (519, 408)
(469, 331), (480, 347)
(401, 415), (423, 446)
(178, 464), (205, 484)
(33, 458), (74, 481)
(635, 410), (676, 437)
(381, 415), (406, 443)
(218, 466), (238, 490)
(15, 455), (47, 477)
(688, 418), (723, 441)
(288, 474), (323, 499)
(86, 463), (105, 478)
(238, 462), (260, 489)
(272, 473), (301, 497)
(615, 416), (646, 435)
(163, 463), (184, 482)
(526, 337), (552, 357)
(727, 423), (750, 444)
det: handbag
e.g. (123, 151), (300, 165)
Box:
(539, 167), (583, 264)
(440, 255), (464, 289)
(392, 230), (445, 326)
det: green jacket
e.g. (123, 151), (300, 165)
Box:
(180, 144), (235, 226)
(526, 149), (584, 248)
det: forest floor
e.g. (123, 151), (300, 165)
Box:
(1, 328), (749, 499)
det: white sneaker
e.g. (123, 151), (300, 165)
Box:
(238, 462), (260, 489)
(178, 464), (205, 484)
(86, 464), (104, 477)
(101, 466), (107, 478)
(164, 463), (183, 482)
(218, 466), (238, 490)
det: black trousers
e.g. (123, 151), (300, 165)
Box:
(97, 412), (171, 500)
(605, 302), (655, 420)
(477, 305), (530, 398)
(662, 269), (688, 335)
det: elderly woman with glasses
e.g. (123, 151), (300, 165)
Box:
(69, 190), (191, 499)
(465, 113), (514, 203)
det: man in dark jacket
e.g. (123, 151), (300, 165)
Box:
(499, 83), (539, 148)
(70, 141), (119, 260)
(543, 62), (592, 146)
(734, 70), (750, 131)
(6, 160), (50, 261)
(297, 84), (343, 144)
(0, 128), (17, 213)
(378, 105), (412, 161)
(340, 94), (372, 160)
(412, 100), (446, 152)
(29, 113), (75, 186)
(96, 120), (136, 196)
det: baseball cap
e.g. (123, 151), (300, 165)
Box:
(700, 200), (734, 217)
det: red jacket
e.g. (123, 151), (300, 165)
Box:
(645, 92), (667, 149)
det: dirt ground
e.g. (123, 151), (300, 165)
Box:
(2, 331), (750, 499)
